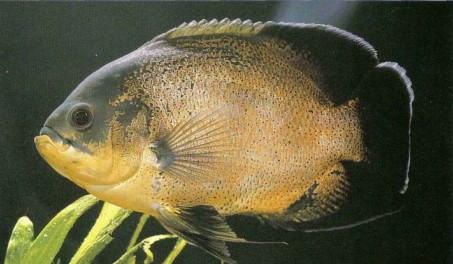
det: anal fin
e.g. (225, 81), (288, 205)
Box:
(261, 162), (350, 230)
(156, 205), (245, 264)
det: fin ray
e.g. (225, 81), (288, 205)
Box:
(304, 209), (401, 233)
(151, 107), (238, 182)
(157, 205), (246, 264)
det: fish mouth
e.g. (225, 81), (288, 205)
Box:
(34, 126), (71, 152)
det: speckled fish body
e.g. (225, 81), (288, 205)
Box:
(35, 19), (413, 263)
(115, 33), (366, 215)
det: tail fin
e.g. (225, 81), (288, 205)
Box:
(357, 62), (414, 201)
(290, 62), (414, 231)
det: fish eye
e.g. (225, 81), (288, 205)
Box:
(69, 104), (93, 131)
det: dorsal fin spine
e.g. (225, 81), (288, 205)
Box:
(150, 19), (266, 43)
(148, 19), (377, 64)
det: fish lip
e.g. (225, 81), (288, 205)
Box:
(37, 126), (71, 149)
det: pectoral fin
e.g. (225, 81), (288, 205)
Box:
(150, 106), (239, 183)
(156, 205), (245, 264)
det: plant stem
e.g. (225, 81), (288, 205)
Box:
(126, 214), (149, 251)
(113, 234), (176, 264)
(162, 238), (187, 264)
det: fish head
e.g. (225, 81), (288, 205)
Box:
(34, 55), (150, 189)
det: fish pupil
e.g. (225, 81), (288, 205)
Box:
(74, 110), (89, 125)
(70, 104), (93, 130)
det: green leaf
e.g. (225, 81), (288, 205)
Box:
(162, 238), (187, 264)
(20, 195), (99, 264)
(69, 202), (132, 264)
(121, 214), (149, 264)
(126, 214), (149, 251)
(4, 216), (34, 264)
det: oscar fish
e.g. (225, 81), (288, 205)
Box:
(34, 19), (414, 263)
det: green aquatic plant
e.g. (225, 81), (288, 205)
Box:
(4, 195), (187, 264)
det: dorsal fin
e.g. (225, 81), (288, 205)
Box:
(146, 19), (380, 105)
(150, 18), (265, 42)
(259, 22), (378, 104)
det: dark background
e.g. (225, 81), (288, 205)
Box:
(0, 2), (451, 264)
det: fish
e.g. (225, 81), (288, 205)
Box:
(34, 19), (414, 263)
